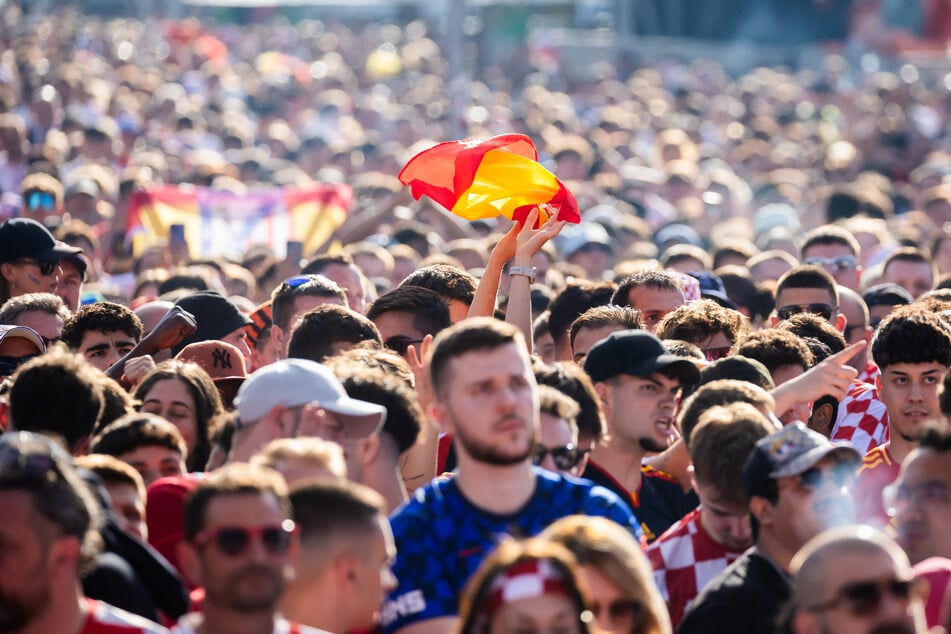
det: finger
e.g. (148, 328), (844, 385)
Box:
(521, 207), (540, 232)
(826, 340), (866, 365)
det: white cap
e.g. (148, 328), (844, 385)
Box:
(0, 325), (45, 353)
(234, 358), (387, 427)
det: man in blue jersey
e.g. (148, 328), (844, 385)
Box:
(380, 317), (640, 634)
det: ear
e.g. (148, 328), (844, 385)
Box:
(333, 550), (361, 588)
(749, 495), (774, 530)
(48, 535), (81, 583)
(0, 262), (15, 283)
(808, 403), (835, 438)
(834, 313), (846, 333)
(769, 313), (779, 328)
(687, 466), (698, 493)
(593, 381), (612, 420)
(430, 401), (452, 434)
(271, 325), (286, 358)
(357, 433), (382, 466)
(176, 540), (204, 588)
(264, 404), (289, 437)
(875, 373), (883, 393)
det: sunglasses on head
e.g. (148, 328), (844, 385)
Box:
(0, 440), (61, 484)
(795, 464), (854, 491)
(0, 354), (40, 377)
(808, 578), (917, 617)
(804, 255), (857, 273)
(193, 520), (296, 557)
(384, 335), (424, 356)
(25, 191), (56, 211)
(532, 444), (585, 471)
(776, 303), (837, 321)
(590, 598), (643, 624)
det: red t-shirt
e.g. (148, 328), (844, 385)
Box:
(853, 443), (901, 527)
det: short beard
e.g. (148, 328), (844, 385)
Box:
(0, 583), (50, 633)
(638, 437), (667, 453)
(209, 565), (285, 614)
(452, 413), (535, 466)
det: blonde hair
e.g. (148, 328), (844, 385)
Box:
(251, 437), (347, 481)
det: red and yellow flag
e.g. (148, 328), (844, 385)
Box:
(398, 134), (580, 225)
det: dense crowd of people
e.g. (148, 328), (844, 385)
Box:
(3, 2), (951, 634)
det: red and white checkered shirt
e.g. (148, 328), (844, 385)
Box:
(646, 508), (746, 628)
(831, 380), (889, 454)
(857, 361), (880, 386)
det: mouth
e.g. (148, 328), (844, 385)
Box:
(898, 523), (927, 546)
(654, 417), (677, 439)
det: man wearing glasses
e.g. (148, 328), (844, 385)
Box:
(889, 424), (951, 566)
(175, 462), (326, 634)
(790, 525), (928, 634)
(0, 432), (168, 633)
(678, 423), (861, 634)
(772, 265), (889, 455)
(230, 358), (387, 464)
(800, 225), (863, 292)
(0, 216), (82, 305)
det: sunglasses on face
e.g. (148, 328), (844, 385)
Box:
(807, 578), (917, 616)
(384, 336), (424, 356)
(0, 354), (40, 377)
(704, 346), (732, 362)
(590, 598), (643, 625)
(25, 191), (56, 211)
(12, 259), (59, 276)
(883, 481), (950, 516)
(794, 465), (854, 492)
(776, 303), (837, 321)
(193, 520), (296, 557)
(804, 255), (858, 273)
(532, 444), (585, 471)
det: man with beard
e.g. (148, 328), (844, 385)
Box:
(678, 423), (861, 634)
(0, 431), (168, 633)
(889, 424), (951, 565)
(853, 309), (951, 526)
(790, 525), (928, 634)
(380, 318), (639, 634)
(582, 329), (701, 541)
(173, 463), (324, 634)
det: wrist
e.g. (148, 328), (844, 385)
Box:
(508, 265), (537, 283)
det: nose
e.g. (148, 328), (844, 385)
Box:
(908, 380), (924, 401)
(730, 516), (752, 545)
(104, 349), (121, 368)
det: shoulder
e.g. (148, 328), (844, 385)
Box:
(82, 599), (169, 634)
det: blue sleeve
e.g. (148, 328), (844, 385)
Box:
(379, 510), (458, 632)
(583, 484), (644, 543)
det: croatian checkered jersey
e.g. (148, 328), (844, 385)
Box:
(831, 380), (889, 454)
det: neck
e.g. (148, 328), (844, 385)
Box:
(19, 587), (85, 634)
(363, 461), (409, 514)
(591, 439), (646, 491)
(197, 605), (279, 634)
(754, 534), (796, 576)
(886, 436), (915, 464)
(282, 581), (342, 633)
(453, 458), (537, 514)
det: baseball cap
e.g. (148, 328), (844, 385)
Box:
(862, 283), (914, 309)
(0, 324), (45, 354)
(690, 271), (739, 310)
(583, 330), (701, 385)
(172, 291), (253, 356)
(743, 422), (861, 499)
(234, 359), (387, 431)
(556, 223), (612, 259)
(175, 341), (247, 382)
(0, 218), (82, 264)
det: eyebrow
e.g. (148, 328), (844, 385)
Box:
(143, 398), (193, 410)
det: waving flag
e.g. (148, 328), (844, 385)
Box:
(398, 134), (580, 225)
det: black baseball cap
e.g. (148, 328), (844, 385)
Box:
(0, 218), (82, 264)
(172, 291), (253, 356)
(583, 329), (701, 385)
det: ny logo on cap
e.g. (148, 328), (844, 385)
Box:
(212, 347), (232, 369)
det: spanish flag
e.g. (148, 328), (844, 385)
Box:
(398, 134), (580, 225)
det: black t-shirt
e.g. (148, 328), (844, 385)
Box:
(676, 551), (792, 634)
(581, 460), (697, 542)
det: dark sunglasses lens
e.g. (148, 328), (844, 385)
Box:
(216, 529), (250, 555)
(778, 306), (799, 320)
(842, 582), (884, 616)
(262, 528), (291, 553)
(799, 467), (823, 488)
(552, 447), (582, 470)
(531, 445), (547, 465)
(811, 304), (833, 320)
(38, 261), (57, 275)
